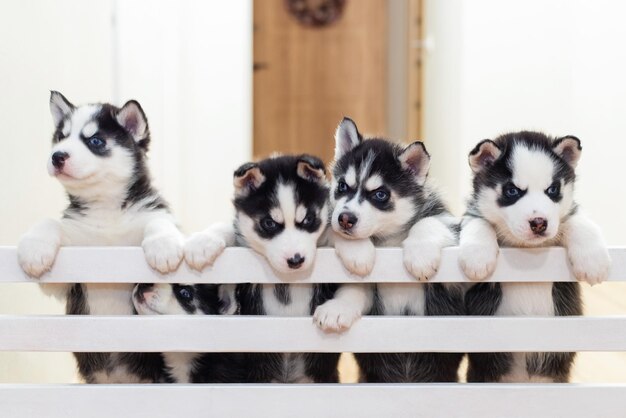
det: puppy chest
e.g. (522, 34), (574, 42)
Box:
(262, 284), (313, 316)
(377, 284), (426, 315)
(497, 283), (555, 316)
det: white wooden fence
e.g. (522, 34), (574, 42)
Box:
(1, 246), (625, 418)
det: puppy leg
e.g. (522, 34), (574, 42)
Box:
(18, 218), (62, 278)
(333, 233), (376, 277)
(458, 216), (499, 281)
(142, 215), (185, 273)
(561, 212), (610, 285)
(403, 215), (457, 281)
(184, 223), (236, 271)
(313, 284), (374, 332)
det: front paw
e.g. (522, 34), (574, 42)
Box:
(184, 232), (226, 271)
(142, 234), (184, 274)
(17, 236), (60, 278)
(313, 300), (362, 332)
(459, 243), (499, 281)
(335, 240), (376, 276)
(403, 241), (441, 281)
(568, 244), (611, 285)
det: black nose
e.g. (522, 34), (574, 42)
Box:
(529, 217), (548, 234)
(51, 151), (69, 169)
(134, 283), (154, 302)
(338, 212), (358, 230)
(287, 253), (305, 269)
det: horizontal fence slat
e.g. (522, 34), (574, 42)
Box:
(2, 315), (626, 352)
(1, 383), (625, 418)
(1, 246), (625, 283)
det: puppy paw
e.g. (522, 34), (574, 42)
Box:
(313, 300), (362, 332)
(459, 242), (499, 281)
(335, 239), (376, 276)
(403, 241), (441, 281)
(17, 236), (60, 278)
(142, 233), (184, 274)
(184, 232), (226, 271)
(568, 244), (611, 285)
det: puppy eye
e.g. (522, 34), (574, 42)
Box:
(371, 189), (390, 202)
(337, 181), (349, 193)
(546, 182), (560, 197)
(503, 183), (522, 198)
(89, 137), (105, 148)
(261, 217), (279, 232)
(177, 287), (193, 300)
(301, 213), (315, 226)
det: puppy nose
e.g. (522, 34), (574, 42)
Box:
(529, 217), (548, 234)
(338, 212), (358, 230)
(287, 253), (305, 269)
(51, 151), (69, 169)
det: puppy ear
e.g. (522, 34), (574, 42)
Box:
(233, 162), (265, 196)
(49, 91), (74, 127)
(398, 141), (431, 186)
(296, 155), (327, 183)
(469, 140), (501, 173)
(116, 100), (150, 149)
(334, 117), (362, 160)
(553, 135), (582, 168)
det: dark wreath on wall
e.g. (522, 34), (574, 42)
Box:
(285, 0), (346, 28)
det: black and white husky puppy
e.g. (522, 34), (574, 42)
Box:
(132, 283), (243, 383)
(313, 118), (464, 382)
(17, 91), (185, 383)
(184, 154), (340, 383)
(460, 131), (611, 382)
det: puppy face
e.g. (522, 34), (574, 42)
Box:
(233, 155), (329, 273)
(469, 132), (580, 246)
(132, 283), (235, 315)
(47, 91), (149, 199)
(330, 118), (430, 240)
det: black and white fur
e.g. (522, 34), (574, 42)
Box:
(460, 131), (611, 382)
(313, 118), (464, 382)
(132, 283), (243, 383)
(184, 154), (340, 383)
(17, 91), (185, 383)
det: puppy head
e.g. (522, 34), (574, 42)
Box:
(330, 117), (430, 240)
(47, 91), (150, 199)
(132, 283), (236, 315)
(469, 131), (580, 246)
(233, 154), (329, 273)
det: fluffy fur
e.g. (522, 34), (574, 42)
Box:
(17, 91), (185, 383)
(184, 154), (340, 383)
(314, 117), (464, 382)
(459, 131), (611, 382)
(133, 283), (244, 383)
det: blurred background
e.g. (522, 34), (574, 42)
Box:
(1, 0), (625, 383)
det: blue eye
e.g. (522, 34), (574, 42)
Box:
(177, 287), (193, 300)
(546, 182), (560, 197)
(372, 189), (390, 202)
(88, 137), (105, 148)
(337, 181), (349, 193)
(503, 184), (521, 198)
(261, 217), (279, 232)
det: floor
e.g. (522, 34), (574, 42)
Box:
(338, 284), (626, 383)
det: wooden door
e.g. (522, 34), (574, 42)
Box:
(253, 0), (388, 166)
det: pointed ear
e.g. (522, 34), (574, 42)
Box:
(334, 117), (362, 160)
(49, 91), (74, 127)
(553, 135), (582, 168)
(398, 141), (431, 186)
(469, 140), (501, 173)
(233, 162), (266, 196)
(116, 100), (149, 149)
(296, 155), (327, 183)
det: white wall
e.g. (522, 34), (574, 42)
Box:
(423, 0), (626, 245)
(0, 0), (251, 382)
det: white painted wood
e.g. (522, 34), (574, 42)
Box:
(1, 383), (625, 418)
(2, 315), (626, 353)
(1, 246), (626, 283)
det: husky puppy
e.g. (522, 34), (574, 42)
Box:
(17, 91), (185, 383)
(459, 131), (611, 383)
(313, 118), (464, 382)
(132, 283), (243, 383)
(184, 154), (340, 383)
